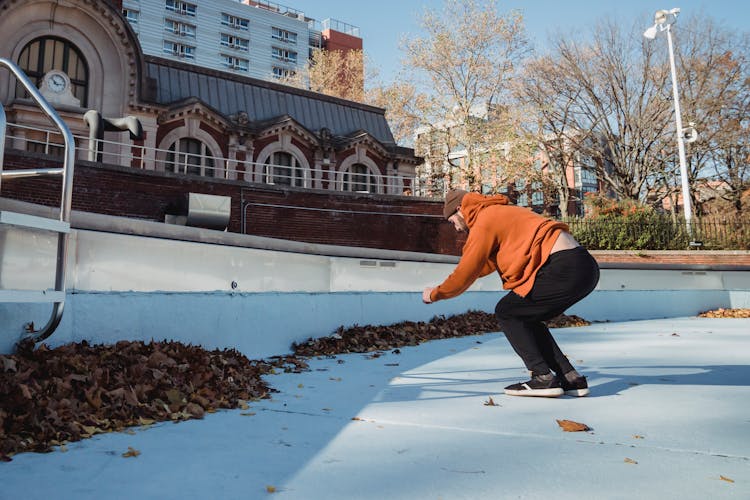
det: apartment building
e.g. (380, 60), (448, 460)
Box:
(121, 0), (361, 82)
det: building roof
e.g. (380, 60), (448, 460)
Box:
(145, 56), (396, 147)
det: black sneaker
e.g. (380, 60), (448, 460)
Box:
(560, 375), (590, 397)
(504, 375), (564, 397)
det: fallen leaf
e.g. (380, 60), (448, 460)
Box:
(266, 485), (277, 493)
(624, 458), (638, 464)
(633, 435), (645, 439)
(240, 412), (256, 417)
(297, 383), (304, 388)
(122, 446), (140, 458)
(720, 475), (734, 483)
(483, 397), (500, 406)
(1, 357), (17, 372)
(556, 419), (591, 432)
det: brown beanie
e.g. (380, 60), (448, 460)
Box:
(443, 189), (468, 219)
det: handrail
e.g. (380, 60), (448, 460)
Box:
(0, 57), (75, 346)
(4, 120), (422, 196)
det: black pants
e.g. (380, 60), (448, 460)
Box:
(494, 246), (600, 377)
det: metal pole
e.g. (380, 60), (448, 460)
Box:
(665, 24), (693, 239)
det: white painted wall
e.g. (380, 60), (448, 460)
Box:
(1, 209), (748, 356)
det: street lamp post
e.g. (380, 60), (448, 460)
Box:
(644, 8), (696, 243)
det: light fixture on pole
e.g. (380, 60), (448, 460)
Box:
(644, 7), (697, 243)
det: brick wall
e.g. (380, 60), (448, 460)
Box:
(3, 150), (748, 265)
(1, 150), (463, 254)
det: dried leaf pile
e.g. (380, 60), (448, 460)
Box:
(293, 310), (589, 357)
(698, 308), (750, 318)
(0, 340), (284, 460)
(1, 310), (588, 460)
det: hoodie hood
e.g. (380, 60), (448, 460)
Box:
(461, 192), (511, 228)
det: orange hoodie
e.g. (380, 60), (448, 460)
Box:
(430, 192), (568, 301)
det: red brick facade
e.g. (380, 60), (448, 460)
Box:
(4, 150), (749, 265)
(2, 150), (461, 255)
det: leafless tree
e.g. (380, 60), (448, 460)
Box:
(368, 0), (531, 194)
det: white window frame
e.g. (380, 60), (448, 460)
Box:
(163, 41), (195, 59)
(263, 151), (305, 187)
(221, 13), (249, 31)
(221, 54), (249, 72)
(271, 27), (297, 44)
(165, 0), (197, 17)
(165, 19), (196, 38)
(220, 33), (250, 51)
(272, 66), (295, 79)
(123, 8), (139, 24)
(272, 46), (298, 64)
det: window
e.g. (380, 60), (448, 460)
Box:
(272, 27), (297, 44)
(165, 19), (196, 37)
(221, 13), (249, 30)
(163, 41), (195, 59)
(25, 131), (66, 157)
(343, 164), (379, 193)
(263, 152), (304, 187)
(532, 191), (544, 206)
(15, 36), (89, 106)
(165, 0), (196, 16)
(220, 33), (249, 51)
(165, 138), (216, 177)
(272, 66), (295, 79)
(221, 54), (249, 72)
(272, 47), (297, 64)
(123, 8), (139, 24)
(517, 193), (528, 207)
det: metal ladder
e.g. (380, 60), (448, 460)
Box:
(0, 57), (75, 347)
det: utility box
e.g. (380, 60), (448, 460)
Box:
(185, 193), (231, 230)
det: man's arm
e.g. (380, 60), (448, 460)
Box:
(425, 226), (496, 303)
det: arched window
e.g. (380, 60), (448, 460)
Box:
(16, 36), (89, 106)
(343, 163), (379, 193)
(166, 138), (216, 177)
(263, 151), (304, 187)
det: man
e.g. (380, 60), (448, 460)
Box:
(422, 190), (599, 397)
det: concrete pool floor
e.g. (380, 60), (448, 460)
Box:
(1, 316), (748, 499)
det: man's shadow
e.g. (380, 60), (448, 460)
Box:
(584, 364), (750, 397)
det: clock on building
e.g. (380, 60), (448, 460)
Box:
(39, 70), (80, 107)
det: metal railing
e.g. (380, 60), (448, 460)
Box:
(0, 57), (75, 346)
(3, 121), (416, 196)
(564, 216), (750, 250)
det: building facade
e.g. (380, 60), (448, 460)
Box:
(121, 0), (361, 83)
(0, 0), (437, 252)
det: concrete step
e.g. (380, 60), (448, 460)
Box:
(0, 210), (69, 233)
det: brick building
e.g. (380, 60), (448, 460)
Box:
(0, 0), (452, 253)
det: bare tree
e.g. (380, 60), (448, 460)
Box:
(522, 17), (676, 205)
(276, 48), (368, 103)
(521, 12), (750, 218)
(517, 55), (590, 216)
(674, 16), (750, 216)
(369, 0), (531, 194)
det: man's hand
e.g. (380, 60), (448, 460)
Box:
(422, 287), (434, 304)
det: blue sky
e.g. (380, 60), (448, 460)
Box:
(292, 0), (750, 83)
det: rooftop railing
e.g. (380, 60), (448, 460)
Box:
(4, 121), (415, 196)
(320, 18), (361, 37)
